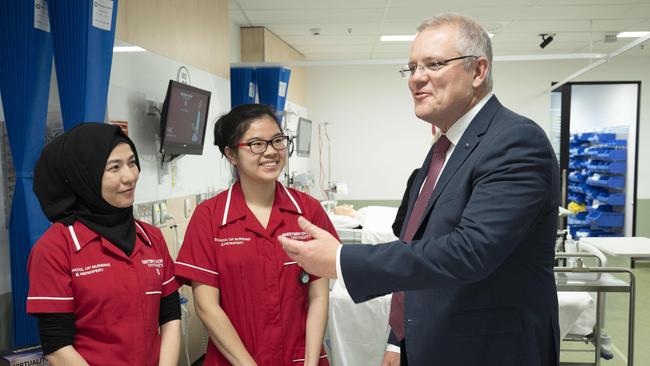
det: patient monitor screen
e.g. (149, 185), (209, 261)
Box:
(296, 117), (312, 157)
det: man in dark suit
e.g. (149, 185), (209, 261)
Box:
(279, 14), (560, 366)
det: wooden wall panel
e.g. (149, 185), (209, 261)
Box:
(116, 0), (230, 78)
(240, 27), (265, 62)
(263, 29), (306, 105)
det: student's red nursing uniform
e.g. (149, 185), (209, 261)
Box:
(27, 220), (180, 366)
(175, 181), (337, 366)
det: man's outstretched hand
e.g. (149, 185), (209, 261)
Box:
(278, 217), (340, 278)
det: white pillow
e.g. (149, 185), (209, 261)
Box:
(328, 214), (361, 229)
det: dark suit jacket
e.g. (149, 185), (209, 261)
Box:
(341, 96), (560, 366)
(392, 168), (420, 237)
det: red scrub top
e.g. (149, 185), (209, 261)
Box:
(175, 181), (338, 366)
(27, 220), (181, 366)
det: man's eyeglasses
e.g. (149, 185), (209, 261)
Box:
(237, 135), (290, 154)
(398, 55), (478, 79)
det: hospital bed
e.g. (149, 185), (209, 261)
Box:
(326, 206), (398, 366)
(325, 206), (635, 366)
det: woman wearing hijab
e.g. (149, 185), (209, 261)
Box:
(27, 123), (181, 366)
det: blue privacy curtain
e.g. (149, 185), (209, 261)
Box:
(0, 0), (54, 347)
(230, 66), (292, 120)
(49, 0), (119, 130)
(230, 67), (257, 108)
(256, 67), (291, 120)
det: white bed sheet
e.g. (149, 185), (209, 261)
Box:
(558, 291), (596, 339)
(328, 206), (398, 366)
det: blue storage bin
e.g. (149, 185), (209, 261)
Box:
(596, 231), (624, 237)
(572, 133), (595, 143)
(596, 148), (626, 161)
(583, 146), (600, 158)
(568, 170), (588, 183)
(586, 210), (624, 228)
(585, 161), (626, 174)
(568, 192), (586, 204)
(584, 186), (607, 200)
(588, 133), (616, 144)
(603, 140), (627, 148)
(568, 212), (588, 226)
(595, 192), (625, 206)
(568, 183), (588, 194)
(568, 158), (586, 170)
(575, 229), (621, 238)
(571, 131), (627, 234)
(569, 146), (588, 157)
(586, 175), (625, 189)
(588, 204), (614, 213)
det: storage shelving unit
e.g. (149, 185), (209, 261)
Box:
(567, 131), (627, 238)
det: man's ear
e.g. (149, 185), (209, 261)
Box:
(472, 57), (489, 89)
(225, 146), (237, 166)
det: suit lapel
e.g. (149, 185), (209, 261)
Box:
(416, 96), (502, 236)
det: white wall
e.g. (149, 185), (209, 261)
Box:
(306, 65), (434, 200)
(230, 21), (241, 64)
(570, 84), (639, 131)
(109, 48), (233, 202)
(305, 56), (650, 201)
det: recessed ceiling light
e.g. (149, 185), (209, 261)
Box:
(113, 46), (146, 53)
(380, 35), (416, 42)
(617, 31), (650, 38)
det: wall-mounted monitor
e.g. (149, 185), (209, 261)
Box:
(296, 117), (312, 157)
(159, 80), (211, 157)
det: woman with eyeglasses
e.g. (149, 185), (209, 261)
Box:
(175, 104), (336, 365)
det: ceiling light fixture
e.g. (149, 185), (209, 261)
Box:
(617, 31), (650, 38)
(539, 33), (555, 49)
(113, 46), (146, 53)
(380, 35), (415, 42)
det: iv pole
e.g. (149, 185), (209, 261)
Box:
(320, 122), (337, 211)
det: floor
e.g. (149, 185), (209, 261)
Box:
(560, 256), (650, 366)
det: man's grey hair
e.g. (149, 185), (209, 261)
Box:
(417, 14), (493, 91)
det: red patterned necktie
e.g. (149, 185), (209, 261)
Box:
(388, 135), (451, 341)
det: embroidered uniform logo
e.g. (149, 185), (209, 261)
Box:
(142, 258), (163, 269)
(214, 237), (252, 246)
(280, 232), (312, 241)
(72, 263), (111, 277)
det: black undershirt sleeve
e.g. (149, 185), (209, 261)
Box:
(35, 313), (76, 355)
(35, 293), (180, 355)
(159, 291), (181, 325)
